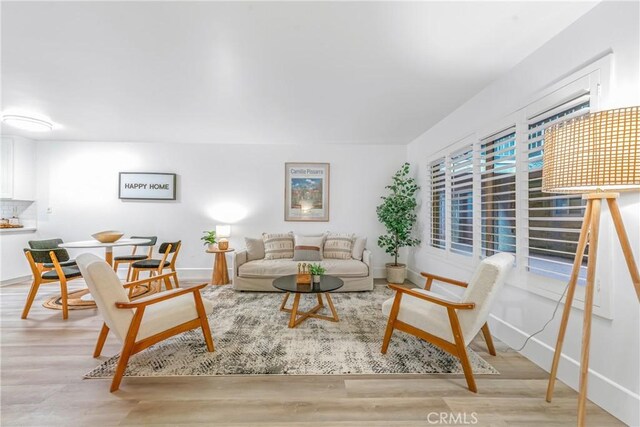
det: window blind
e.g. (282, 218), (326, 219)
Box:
(450, 146), (473, 256)
(526, 92), (590, 283)
(429, 158), (446, 249)
(480, 128), (516, 258)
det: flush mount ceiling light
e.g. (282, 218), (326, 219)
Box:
(2, 114), (53, 132)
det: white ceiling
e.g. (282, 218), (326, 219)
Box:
(1, 1), (598, 145)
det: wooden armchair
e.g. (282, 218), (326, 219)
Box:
(381, 253), (514, 392)
(76, 253), (214, 392)
(22, 248), (83, 319)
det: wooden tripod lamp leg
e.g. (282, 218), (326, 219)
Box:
(577, 198), (602, 426)
(606, 198), (640, 302)
(546, 199), (593, 402)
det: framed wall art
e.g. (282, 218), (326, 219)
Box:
(284, 163), (329, 221)
(119, 172), (177, 200)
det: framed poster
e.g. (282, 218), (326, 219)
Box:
(119, 172), (177, 200)
(285, 163), (330, 221)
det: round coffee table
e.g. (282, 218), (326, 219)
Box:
(273, 274), (344, 328)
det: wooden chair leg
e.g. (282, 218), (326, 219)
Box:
(60, 278), (69, 320)
(193, 292), (215, 352)
(126, 264), (133, 282)
(113, 260), (120, 273)
(111, 310), (144, 392)
(94, 323), (110, 357)
(171, 268), (180, 288)
(21, 279), (42, 319)
(448, 307), (477, 393)
(481, 323), (497, 356)
(381, 292), (403, 354)
(163, 275), (173, 291)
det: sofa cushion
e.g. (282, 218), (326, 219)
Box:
(293, 234), (324, 261)
(262, 232), (294, 260)
(352, 236), (367, 260)
(238, 259), (368, 278)
(324, 233), (355, 259)
(245, 237), (265, 261)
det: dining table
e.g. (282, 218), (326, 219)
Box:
(59, 238), (152, 266)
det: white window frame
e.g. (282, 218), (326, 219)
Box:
(424, 55), (613, 318)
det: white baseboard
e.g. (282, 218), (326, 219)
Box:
(0, 275), (31, 287)
(408, 268), (637, 425)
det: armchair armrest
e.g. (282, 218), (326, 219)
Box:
(388, 284), (475, 310)
(122, 272), (177, 289)
(115, 283), (207, 309)
(234, 250), (248, 276)
(362, 249), (372, 266)
(420, 272), (468, 289)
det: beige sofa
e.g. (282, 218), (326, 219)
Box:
(232, 249), (374, 292)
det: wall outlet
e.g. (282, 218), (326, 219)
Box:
(46, 207), (52, 214)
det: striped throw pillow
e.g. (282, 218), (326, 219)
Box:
(324, 233), (355, 260)
(293, 234), (324, 261)
(262, 232), (294, 260)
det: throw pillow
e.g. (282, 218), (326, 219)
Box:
(262, 232), (294, 260)
(293, 234), (324, 261)
(245, 237), (265, 261)
(352, 236), (367, 260)
(324, 233), (355, 260)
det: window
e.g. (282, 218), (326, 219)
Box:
(429, 158), (446, 249)
(449, 146), (473, 256)
(526, 92), (590, 283)
(480, 128), (516, 258)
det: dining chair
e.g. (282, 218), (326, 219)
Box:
(113, 236), (158, 281)
(76, 253), (214, 392)
(381, 252), (514, 393)
(28, 238), (77, 270)
(130, 241), (181, 289)
(22, 248), (83, 320)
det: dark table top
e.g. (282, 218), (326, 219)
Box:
(272, 274), (344, 293)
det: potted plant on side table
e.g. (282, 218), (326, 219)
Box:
(376, 162), (421, 284)
(201, 230), (217, 251)
(309, 263), (326, 283)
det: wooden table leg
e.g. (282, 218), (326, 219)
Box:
(289, 293), (301, 328)
(213, 252), (230, 285)
(325, 293), (339, 322)
(105, 248), (113, 266)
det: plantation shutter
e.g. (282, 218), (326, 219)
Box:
(480, 128), (516, 258)
(450, 146), (474, 256)
(526, 92), (590, 282)
(429, 158), (446, 249)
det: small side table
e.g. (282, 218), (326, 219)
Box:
(206, 248), (235, 285)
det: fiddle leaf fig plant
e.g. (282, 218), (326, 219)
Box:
(376, 162), (421, 266)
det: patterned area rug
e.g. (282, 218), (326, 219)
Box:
(85, 285), (498, 378)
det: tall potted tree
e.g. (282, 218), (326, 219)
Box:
(377, 162), (421, 284)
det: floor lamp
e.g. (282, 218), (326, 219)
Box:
(542, 106), (640, 426)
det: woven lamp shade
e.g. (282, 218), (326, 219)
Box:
(542, 106), (639, 194)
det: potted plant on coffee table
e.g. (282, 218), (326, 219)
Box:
(376, 162), (421, 284)
(308, 263), (326, 283)
(201, 230), (217, 251)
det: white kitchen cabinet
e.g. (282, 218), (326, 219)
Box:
(0, 136), (36, 200)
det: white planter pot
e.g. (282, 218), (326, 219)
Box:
(208, 243), (217, 251)
(386, 263), (406, 284)
(313, 275), (321, 283)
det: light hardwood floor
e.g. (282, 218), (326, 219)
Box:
(0, 279), (623, 426)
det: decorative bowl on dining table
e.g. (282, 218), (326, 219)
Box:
(91, 230), (124, 243)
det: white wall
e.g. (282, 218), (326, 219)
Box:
(407, 2), (639, 425)
(34, 141), (406, 279)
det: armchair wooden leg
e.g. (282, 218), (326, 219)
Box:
(60, 279), (69, 320)
(94, 323), (110, 357)
(448, 307), (477, 393)
(111, 310), (144, 392)
(481, 323), (497, 356)
(21, 279), (41, 319)
(193, 291), (215, 352)
(382, 292), (403, 354)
